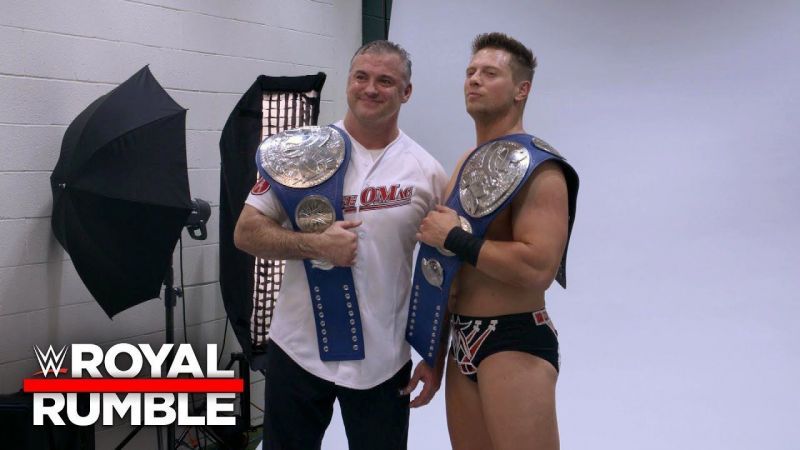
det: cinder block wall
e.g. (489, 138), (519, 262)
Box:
(0, 1), (360, 447)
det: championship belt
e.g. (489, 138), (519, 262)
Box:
(406, 134), (579, 366)
(256, 125), (365, 361)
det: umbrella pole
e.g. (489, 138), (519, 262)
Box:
(164, 264), (178, 449)
(114, 264), (176, 450)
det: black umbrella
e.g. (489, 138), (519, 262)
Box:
(50, 65), (193, 318)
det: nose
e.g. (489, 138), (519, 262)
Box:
(467, 72), (480, 87)
(363, 80), (379, 96)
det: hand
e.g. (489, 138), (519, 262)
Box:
(317, 220), (361, 266)
(401, 360), (444, 408)
(416, 205), (460, 248)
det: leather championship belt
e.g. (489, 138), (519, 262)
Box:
(255, 125), (365, 361)
(406, 134), (579, 366)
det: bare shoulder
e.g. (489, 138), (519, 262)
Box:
(511, 160), (569, 243)
(522, 160), (568, 205)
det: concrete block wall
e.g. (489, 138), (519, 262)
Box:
(0, 1), (360, 447)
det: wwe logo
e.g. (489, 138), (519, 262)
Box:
(33, 345), (68, 377)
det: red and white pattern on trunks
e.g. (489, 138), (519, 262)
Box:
(533, 309), (557, 336)
(451, 317), (499, 376)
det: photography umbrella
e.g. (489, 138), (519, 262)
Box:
(51, 65), (193, 318)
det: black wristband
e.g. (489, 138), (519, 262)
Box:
(444, 227), (484, 266)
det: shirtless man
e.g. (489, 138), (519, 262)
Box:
(415, 32), (578, 450)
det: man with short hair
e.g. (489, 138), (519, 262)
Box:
(415, 32), (579, 450)
(235, 40), (448, 450)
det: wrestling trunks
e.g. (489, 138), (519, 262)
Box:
(450, 309), (559, 382)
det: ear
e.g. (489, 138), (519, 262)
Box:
(515, 80), (531, 103)
(401, 82), (413, 103)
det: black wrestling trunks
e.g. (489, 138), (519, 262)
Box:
(450, 309), (559, 382)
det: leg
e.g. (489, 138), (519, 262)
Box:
(263, 342), (336, 450)
(477, 351), (559, 450)
(337, 361), (412, 450)
(445, 357), (493, 450)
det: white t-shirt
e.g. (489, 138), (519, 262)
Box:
(245, 121), (448, 389)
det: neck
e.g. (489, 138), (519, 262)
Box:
(473, 110), (525, 146)
(343, 112), (400, 149)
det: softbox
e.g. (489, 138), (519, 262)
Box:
(219, 73), (326, 369)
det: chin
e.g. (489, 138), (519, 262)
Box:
(354, 111), (388, 124)
(466, 105), (487, 118)
(356, 104), (384, 117)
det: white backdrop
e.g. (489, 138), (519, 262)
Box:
(380, 1), (800, 449)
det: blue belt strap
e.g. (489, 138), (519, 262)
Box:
(256, 125), (365, 361)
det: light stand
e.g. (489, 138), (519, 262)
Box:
(164, 264), (178, 450)
(116, 199), (211, 450)
(176, 353), (252, 449)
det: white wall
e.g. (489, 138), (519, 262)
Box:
(0, 1), (360, 448)
(393, 1), (800, 449)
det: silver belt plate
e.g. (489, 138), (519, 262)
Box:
(295, 195), (335, 233)
(458, 140), (530, 218)
(421, 258), (444, 287)
(258, 126), (345, 189)
(295, 195), (336, 270)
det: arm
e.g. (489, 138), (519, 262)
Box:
(475, 161), (569, 290)
(234, 204), (361, 266)
(417, 161), (569, 291)
(396, 156), (457, 407)
(402, 314), (450, 408)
